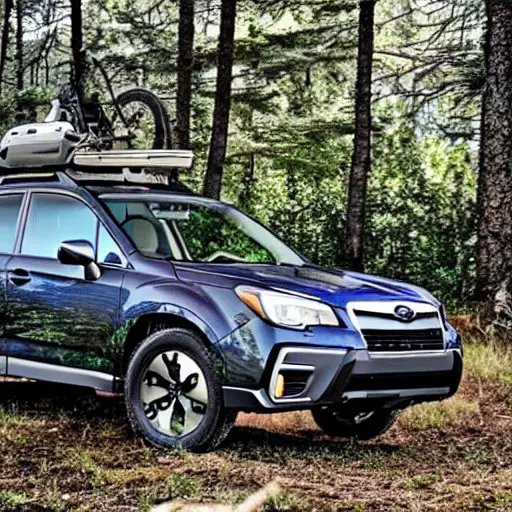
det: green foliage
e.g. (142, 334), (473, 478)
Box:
(178, 206), (273, 263)
(366, 118), (476, 304)
(0, 96), (16, 134)
(0, 0), (479, 304)
(218, 110), (476, 304)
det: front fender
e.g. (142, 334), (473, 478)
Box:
(107, 272), (253, 371)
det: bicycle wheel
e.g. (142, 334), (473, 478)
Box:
(111, 88), (171, 150)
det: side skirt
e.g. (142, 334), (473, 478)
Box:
(6, 357), (115, 393)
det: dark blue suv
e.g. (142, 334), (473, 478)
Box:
(0, 172), (462, 451)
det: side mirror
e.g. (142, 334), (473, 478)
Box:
(58, 240), (101, 281)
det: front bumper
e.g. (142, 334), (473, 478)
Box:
(223, 347), (463, 412)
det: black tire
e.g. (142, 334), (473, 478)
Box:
(114, 88), (172, 149)
(312, 407), (400, 440)
(125, 328), (235, 452)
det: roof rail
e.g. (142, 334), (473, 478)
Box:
(0, 171), (74, 186)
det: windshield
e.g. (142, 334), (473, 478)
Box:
(101, 195), (304, 266)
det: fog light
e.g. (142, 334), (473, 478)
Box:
(275, 373), (285, 398)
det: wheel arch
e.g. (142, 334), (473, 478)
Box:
(120, 313), (216, 377)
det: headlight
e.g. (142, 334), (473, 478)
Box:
(236, 286), (339, 330)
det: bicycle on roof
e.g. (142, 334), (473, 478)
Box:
(44, 55), (172, 151)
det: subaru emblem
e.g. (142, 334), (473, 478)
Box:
(394, 305), (416, 322)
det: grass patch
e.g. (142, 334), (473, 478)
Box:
(263, 489), (306, 511)
(164, 473), (202, 500)
(401, 472), (443, 490)
(473, 491), (512, 511)
(41, 496), (67, 512)
(0, 490), (67, 512)
(0, 404), (28, 427)
(0, 491), (32, 511)
(65, 447), (116, 488)
(460, 443), (496, 467)
(331, 501), (366, 512)
(400, 397), (481, 430)
(98, 424), (126, 440)
(464, 340), (512, 388)
(139, 473), (203, 511)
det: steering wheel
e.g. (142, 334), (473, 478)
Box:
(206, 251), (245, 263)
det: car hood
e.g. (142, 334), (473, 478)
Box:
(174, 263), (439, 309)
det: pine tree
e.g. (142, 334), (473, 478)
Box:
(476, 0), (512, 331)
(345, 0), (376, 272)
(203, 0), (237, 199)
(70, 0), (85, 90)
(0, 0), (13, 94)
(176, 0), (195, 150)
(15, 0), (23, 91)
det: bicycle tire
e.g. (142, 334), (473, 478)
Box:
(114, 88), (172, 149)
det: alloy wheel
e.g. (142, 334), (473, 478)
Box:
(141, 351), (208, 437)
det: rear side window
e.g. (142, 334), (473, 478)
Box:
(0, 194), (23, 254)
(22, 193), (98, 259)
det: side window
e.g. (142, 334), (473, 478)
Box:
(97, 224), (127, 267)
(22, 193), (97, 259)
(0, 194), (23, 254)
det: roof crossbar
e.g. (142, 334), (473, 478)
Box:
(72, 150), (194, 169)
(66, 167), (172, 185)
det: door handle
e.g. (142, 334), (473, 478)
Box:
(8, 269), (31, 286)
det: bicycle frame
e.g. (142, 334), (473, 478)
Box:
(90, 57), (130, 129)
(46, 56), (130, 140)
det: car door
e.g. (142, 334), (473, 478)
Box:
(0, 192), (25, 375)
(4, 190), (127, 382)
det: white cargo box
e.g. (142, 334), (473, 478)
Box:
(0, 122), (79, 169)
(0, 121), (194, 171)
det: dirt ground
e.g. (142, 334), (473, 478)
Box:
(0, 373), (510, 512)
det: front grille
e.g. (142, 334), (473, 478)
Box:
(362, 328), (444, 352)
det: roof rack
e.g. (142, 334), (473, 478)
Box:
(0, 149), (195, 188)
(0, 148), (194, 171)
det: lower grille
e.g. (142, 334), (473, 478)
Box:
(281, 370), (312, 398)
(362, 328), (444, 352)
(345, 371), (453, 391)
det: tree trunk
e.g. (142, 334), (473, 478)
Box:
(476, 0), (512, 332)
(15, 0), (23, 91)
(239, 152), (255, 208)
(0, 0), (13, 95)
(203, 0), (237, 199)
(70, 0), (85, 90)
(239, 109), (255, 207)
(176, 0), (195, 150)
(345, 0), (376, 272)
